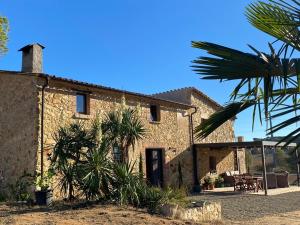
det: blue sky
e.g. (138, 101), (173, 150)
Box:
(0, 0), (292, 140)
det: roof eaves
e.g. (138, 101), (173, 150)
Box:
(0, 70), (192, 109)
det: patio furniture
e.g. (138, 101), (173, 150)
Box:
(222, 171), (240, 187)
(242, 174), (256, 192)
(233, 175), (245, 191)
(276, 172), (289, 188)
(266, 173), (277, 189)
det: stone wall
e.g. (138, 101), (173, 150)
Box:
(37, 79), (192, 196)
(191, 93), (235, 143)
(160, 201), (222, 222)
(0, 73), (39, 192)
(196, 147), (246, 181)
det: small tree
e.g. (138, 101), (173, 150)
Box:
(102, 108), (146, 163)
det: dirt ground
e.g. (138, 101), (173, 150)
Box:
(1, 204), (300, 225)
(1, 192), (300, 225)
(0, 203), (214, 225)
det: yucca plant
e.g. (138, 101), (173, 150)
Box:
(193, 0), (300, 147)
(102, 108), (147, 163)
(111, 162), (141, 205)
(51, 121), (101, 200)
(77, 139), (113, 200)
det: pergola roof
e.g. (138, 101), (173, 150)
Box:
(195, 141), (297, 149)
(193, 140), (299, 196)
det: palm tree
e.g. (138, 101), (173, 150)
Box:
(192, 0), (300, 146)
(102, 108), (147, 163)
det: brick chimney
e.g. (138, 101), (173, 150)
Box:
(18, 43), (45, 73)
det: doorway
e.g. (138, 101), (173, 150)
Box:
(146, 148), (164, 187)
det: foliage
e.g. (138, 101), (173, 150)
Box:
(111, 162), (141, 205)
(50, 122), (100, 200)
(35, 170), (54, 191)
(50, 113), (184, 213)
(215, 176), (224, 185)
(9, 172), (33, 202)
(274, 148), (290, 171)
(203, 176), (214, 185)
(102, 108), (146, 163)
(77, 139), (113, 200)
(0, 16), (8, 55)
(192, 0), (300, 148)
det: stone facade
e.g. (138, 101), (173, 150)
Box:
(0, 73), (39, 191)
(196, 147), (246, 181)
(190, 93), (235, 143)
(38, 79), (192, 192)
(153, 87), (235, 143)
(0, 70), (242, 196)
(160, 201), (222, 222)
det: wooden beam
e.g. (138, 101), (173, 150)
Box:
(261, 145), (268, 196)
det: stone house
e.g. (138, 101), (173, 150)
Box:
(0, 44), (245, 194)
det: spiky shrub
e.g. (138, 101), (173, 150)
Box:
(51, 121), (101, 200)
(77, 140), (113, 200)
(111, 162), (141, 205)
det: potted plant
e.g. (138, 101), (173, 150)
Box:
(215, 176), (224, 188)
(34, 170), (54, 206)
(203, 176), (214, 190)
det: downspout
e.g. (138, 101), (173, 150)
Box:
(190, 106), (201, 192)
(40, 76), (49, 179)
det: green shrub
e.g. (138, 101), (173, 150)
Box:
(9, 172), (34, 202)
(77, 140), (113, 200)
(111, 162), (141, 205)
(203, 176), (214, 185)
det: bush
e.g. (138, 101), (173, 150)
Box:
(111, 162), (141, 205)
(9, 172), (34, 202)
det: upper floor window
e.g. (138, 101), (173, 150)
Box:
(150, 105), (160, 122)
(76, 93), (88, 114)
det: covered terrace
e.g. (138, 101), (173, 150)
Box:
(192, 140), (300, 195)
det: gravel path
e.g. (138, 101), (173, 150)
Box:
(189, 191), (300, 221)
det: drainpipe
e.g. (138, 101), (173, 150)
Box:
(40, 76), (49, 179)
(189, 106), (201, 192)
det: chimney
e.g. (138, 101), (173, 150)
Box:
(18, 43), (45, 73)
(237, 136), (244, 142)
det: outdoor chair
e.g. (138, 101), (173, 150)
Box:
(222, 171), (240, 187)
(266, 173), (277, 189)
(276, 172), (289, 188)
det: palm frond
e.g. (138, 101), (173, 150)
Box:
(246, 0), (300, 50)
(195, 101), (255, 140)
(192, 41), (287, 80)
